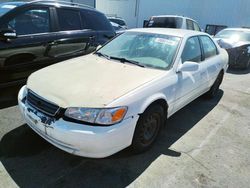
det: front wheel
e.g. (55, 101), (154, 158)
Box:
(131, 104), (165, 153)
(205, 71), (224, 99)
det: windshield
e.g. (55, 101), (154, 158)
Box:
(146, 17), (183, 28)
(97, 32), (181, 70)
(0, 2), (24, 17)
(215, 30), (250, 42)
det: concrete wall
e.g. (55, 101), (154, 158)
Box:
(96, 0), (250, 29)
(96, 0), (137, 28)
(72, 0), (95, 7)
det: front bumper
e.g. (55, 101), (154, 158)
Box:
(18, 86), (139, 158)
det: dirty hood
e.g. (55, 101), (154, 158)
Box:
(27, 54), (165, 108)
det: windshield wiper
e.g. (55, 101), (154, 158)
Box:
(95, 52), (110, 60)
(110, 56), (145, 68)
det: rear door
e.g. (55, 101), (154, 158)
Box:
(0, 5), (57, 85)
(52, 8), (94, 58)
(199, 35), (221, 86)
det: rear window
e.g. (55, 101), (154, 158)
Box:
(57, 9), (81, 31)
(146, 17), (183, 28)
(82, 11), (113, 31)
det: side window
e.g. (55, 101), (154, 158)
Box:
(193, 22), (201, 31)
(200, 36), (218, 59)
(181, 37), (202, 63)
(7, 8), (50, 35)
(57, 9), (81, 31)
(186, 19), (194, 30)
(82, 11), (113, 31)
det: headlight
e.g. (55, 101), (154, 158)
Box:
(64, 107), (127, 125)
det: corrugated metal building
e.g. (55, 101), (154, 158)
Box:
(96, 0), (250, 32)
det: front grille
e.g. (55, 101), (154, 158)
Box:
(27, 90), (60, 116)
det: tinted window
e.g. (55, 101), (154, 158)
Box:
(57, 9), (81, 31)
(193, 22), (201, 31)
(6, 8), (50, 35)
(181, 37), (201, 63)
(146, 17), (183, 28)
(82, 11), (113, 31)
(200, 36), (217, 58)
(186, 19), (194, 30)
(205, 25), (227, 35)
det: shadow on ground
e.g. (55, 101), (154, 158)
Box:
(0, 85), (21, 109)
(0, 91), (223, 188)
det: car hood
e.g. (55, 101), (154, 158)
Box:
(27, 54), (165, 108)
(214, 38), (250, 49)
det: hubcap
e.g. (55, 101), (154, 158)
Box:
(142, 113), (159, 144)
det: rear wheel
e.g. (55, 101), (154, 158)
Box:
(131, 104), (165, 153)
(205, 71), (224, 99)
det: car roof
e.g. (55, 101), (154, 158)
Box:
(9, 0), (97, 12)
(151, 15), (197, 22)
(222, 28), (250, 32)
(127, 28), (205, 38)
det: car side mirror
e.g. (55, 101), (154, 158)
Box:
(0, 29), (17, 41)
(177, 61), (199, 72)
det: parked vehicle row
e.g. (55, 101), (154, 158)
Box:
(214, 28), (250, 69)
(0, 1), (115, 90)
(18, 29), (228, 158)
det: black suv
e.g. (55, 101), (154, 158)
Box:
(0, 1), (115, 106)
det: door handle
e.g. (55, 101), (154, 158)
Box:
(47, 41), (57, 46)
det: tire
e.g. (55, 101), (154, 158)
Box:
(205, 71), (224, 99)
(131, 104), (165, 153)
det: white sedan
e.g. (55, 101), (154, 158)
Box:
(18, 28), (228, 158)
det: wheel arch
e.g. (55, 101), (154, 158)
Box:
(138, 94), (169, 117)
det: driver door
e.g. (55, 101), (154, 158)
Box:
(174, 36), (205, 111)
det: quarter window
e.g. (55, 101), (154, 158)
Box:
(200, 36), (217, 58)
(181, 37), (202, 63)
(7, 8), (50, 35)
(193, 22), (201, 31)
(57, 9), (81, 31)
(186, 19), (194, 30)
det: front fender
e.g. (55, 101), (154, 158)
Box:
(138, 93), (168, 114)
